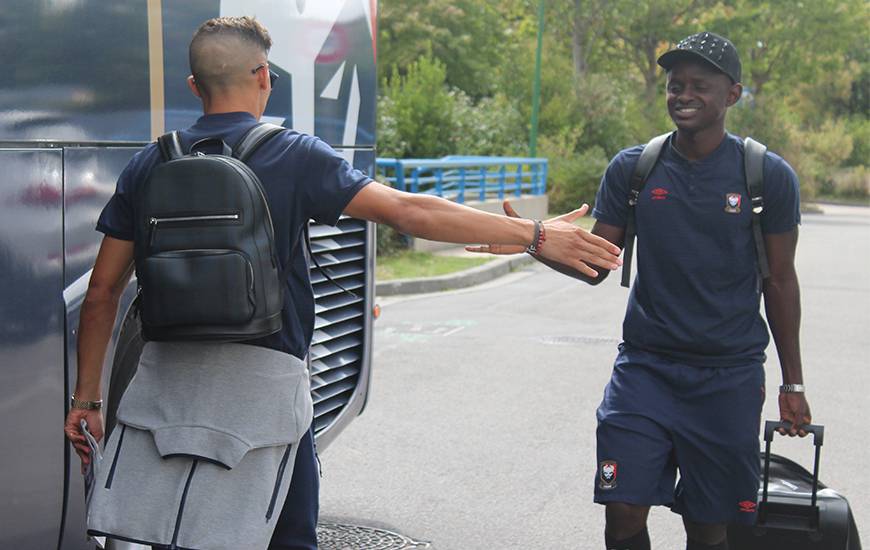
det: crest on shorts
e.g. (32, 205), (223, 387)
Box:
(725, 193), (742, 213)
(599, 460), (618, 490)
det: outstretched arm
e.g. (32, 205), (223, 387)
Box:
(763, 228), (811, 436)
(344, 183), (622, 277)
(466, 200), (626, 285)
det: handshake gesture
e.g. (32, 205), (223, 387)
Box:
(467, 201), (620, 278)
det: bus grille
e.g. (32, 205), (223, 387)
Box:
(308, 217), (368, 435)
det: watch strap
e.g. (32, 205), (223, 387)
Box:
(70, 395), (103, 410)
(779, 384), (805, 393)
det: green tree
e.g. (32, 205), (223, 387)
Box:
(378, 0), (509, 98)
(708, 0), (867, 97)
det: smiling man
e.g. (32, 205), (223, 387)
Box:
(587, 32), (812, 550)
(471, 30), (813, 550)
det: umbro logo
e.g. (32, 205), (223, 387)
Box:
(651, 187), (669, 201)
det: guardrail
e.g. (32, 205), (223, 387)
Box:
(375, 156), (548, 204)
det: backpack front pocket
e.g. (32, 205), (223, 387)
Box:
(141, 249), (255, 327)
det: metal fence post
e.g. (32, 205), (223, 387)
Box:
(458, 167), (466, 204)
(498, 165), (506, 200)
(479, 167), (487, 202)
(395, 161), (405, 191)
(515, 164), (523, 197)
(541, 161), (548, 194)
(531, 163), (539, 194)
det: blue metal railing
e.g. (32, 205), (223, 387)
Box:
(375, 156), (548, 204)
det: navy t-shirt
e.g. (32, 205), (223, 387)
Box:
(97, 112), (371, 359)
(593, 132), (800, 367)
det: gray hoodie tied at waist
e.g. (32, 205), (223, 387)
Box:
(87, 341), (313, 550)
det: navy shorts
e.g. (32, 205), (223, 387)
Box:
(268, 426), (319, 550)
(594, 345), (764, 525)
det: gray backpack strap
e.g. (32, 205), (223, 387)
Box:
(233, 122), (286, 163)
(744, 137), (770, 279)
(621, 132), (670, 288)
(156, 131), (184, 162)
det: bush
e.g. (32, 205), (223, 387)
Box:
(827, 167), (869, 199)
(376, 223), (409, 257)
(452, 91), (527, 156)
(845, 116), (870, 168)
(785, 119), (854, 200)
(379, 57), (456, 158)
(571, 74), (655, 157)
(539, 129), (609, 213)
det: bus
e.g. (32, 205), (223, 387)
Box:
(0, 1), (377, 548)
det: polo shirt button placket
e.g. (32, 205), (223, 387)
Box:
(688, 164), (697, 192)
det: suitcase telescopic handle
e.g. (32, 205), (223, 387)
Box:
(761, 421), (825, 509)
(764, 421), (824, 445)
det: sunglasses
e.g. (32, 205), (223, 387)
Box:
(251, 63), (279, 87)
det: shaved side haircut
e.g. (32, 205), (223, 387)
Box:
(189, 16), (273, 97)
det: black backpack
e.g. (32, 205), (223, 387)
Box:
(133, 123), (288, 342)
(620, 133), (769, 288)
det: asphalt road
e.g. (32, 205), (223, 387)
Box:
(319, 204), (870, 549)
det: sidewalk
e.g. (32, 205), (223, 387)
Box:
(374, 247), (535, 296)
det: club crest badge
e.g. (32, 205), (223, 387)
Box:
(599, 460), (618, 490)
(725, 193), (742, 213)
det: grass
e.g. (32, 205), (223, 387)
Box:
(376, 250), (494, 281)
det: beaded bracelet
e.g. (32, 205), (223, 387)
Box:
(526, 220), (546, 254)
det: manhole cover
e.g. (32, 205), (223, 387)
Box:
(536, 335), (619, 346)
(317, 522), (431, 550)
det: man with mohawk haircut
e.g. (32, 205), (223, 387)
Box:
(64, 15), (622, 550)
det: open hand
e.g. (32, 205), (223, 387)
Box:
(466, 200), (622, 277)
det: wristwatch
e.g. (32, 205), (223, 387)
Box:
(779, 384), (805, 393)
(70, 395), (103, 410)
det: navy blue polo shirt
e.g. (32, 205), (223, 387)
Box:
(97, 112), (371, 359)
(593, 132), (800, 367)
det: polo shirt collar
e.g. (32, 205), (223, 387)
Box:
(191, 111), (258, 130)
(667, 132), (733, 166)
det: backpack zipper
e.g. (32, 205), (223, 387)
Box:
(149, 213), (240, 224)
(148, 213), (240, 248)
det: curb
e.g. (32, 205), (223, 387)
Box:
(375, 254), (535, 296)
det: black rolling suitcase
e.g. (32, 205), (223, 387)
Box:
(728, 421), (862, 549)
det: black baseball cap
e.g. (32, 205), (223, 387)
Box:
(657, 31), (741, 83)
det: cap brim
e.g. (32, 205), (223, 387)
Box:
(657, 49), (735, 82)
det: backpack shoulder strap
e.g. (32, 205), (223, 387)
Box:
(233, 122), (287, 163)
(621, 132), (670, 288)
(744, 136), (770, 279)
(156, 131), (184, 162)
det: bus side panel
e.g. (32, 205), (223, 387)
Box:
(63, 148), (140, 287)
(0, 149), (65, 547)
(0, 1), (151, 142)
(60, 147), (143, 550)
